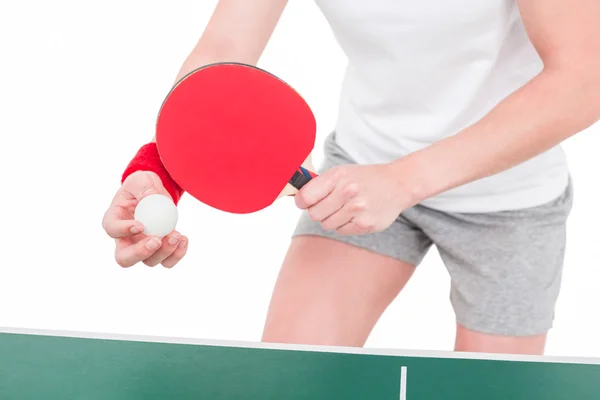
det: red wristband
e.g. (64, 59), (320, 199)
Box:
(121, 142), (184, 205)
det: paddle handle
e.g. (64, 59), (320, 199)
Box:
(279, 154), (318, 198)
(289, 167), (317, 190)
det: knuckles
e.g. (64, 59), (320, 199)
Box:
(342, 183), (360, 198)
(329, 165), (348, 181)
(300, 165), (383, 234)
(352, 217), (375, 232)
(349, 200), (367, 213)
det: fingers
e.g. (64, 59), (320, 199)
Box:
(304, 185), (376, 235)
(335, 218), (375, 236)
(306, 183), (358, 223)
(161, 237), (189, 268)
(114, 231), (188, 269)
(104, 171), (171, 241)
(107, 170), (186, 268)
(102, 211), (144, 239)
(301, 166), (361, 229)
(319, 201), (364, 231)
(114, 236), (163, 268)
(141, 231), (187, 268)
(295, 169), (338, 210)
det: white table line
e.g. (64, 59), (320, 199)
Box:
(400, 366), (407, 400)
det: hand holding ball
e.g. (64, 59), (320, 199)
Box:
(134, 194), (178, 238)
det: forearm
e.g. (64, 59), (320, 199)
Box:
(152, 0), (288, 141)
(396, 68), (600, 203)
(173, 0), (286, 82)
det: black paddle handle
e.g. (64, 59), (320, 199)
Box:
(288, 169), (312, 190)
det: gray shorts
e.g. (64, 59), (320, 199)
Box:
(293, 132), (574, 337)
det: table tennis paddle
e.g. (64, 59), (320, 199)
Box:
(155, 62), (318, 214)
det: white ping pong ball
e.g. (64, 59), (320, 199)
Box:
(134, 194), (178, 238)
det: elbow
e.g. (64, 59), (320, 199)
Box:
(590, 79), (600, 123)
(581, 64), (600, 122)
(548, 61), (600, 125)
(576, 61), (600, 122)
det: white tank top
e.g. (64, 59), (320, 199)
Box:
(314, 0), (569, 212)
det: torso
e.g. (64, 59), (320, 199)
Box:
(315, 0), (569, 212)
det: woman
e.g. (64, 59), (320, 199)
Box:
(102, 0), (600, 355)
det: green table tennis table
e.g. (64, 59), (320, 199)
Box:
(1, 326), (599, 399)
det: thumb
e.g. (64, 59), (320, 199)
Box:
(122, 171), (171, 202)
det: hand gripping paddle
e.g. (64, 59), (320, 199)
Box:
(155, 62), (318, 214)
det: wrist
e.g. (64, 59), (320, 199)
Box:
(122, 142), (184, 205)
(387, 153), (437, 206)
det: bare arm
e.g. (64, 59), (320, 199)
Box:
(153, 0), (288, 140)
(174, 0), (287, 80)
(394, 0), (600, 202)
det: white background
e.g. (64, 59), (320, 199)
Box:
(1, 1), (598, 358)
